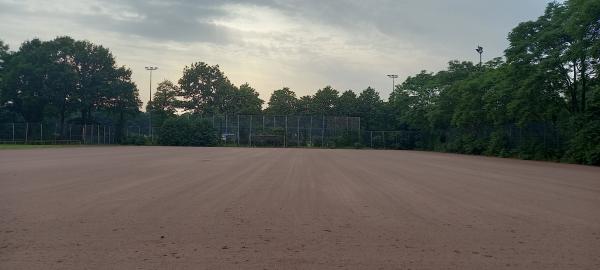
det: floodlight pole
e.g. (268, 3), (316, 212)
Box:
(476, 46), (483, 67)
(145, 66), (158, 139)
(387, 74), (399, 92)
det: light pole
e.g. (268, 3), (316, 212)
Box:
(387, 74), (399, 92)
(476, 45), (483, 67)
(145, 66), (158, 139)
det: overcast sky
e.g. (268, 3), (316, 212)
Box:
(0, 0), (554, 106)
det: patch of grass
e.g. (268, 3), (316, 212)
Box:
(0, 144), (84, 150)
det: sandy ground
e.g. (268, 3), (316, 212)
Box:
(0, 147), (599, 269)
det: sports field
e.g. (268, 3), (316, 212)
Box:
(0, 147), (599, 269)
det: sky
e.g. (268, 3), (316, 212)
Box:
(0, 0), (555, 107)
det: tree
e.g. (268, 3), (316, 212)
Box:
(231, 83), (264, 115)
(297, 95), (313, 114)
(1, 39), (52, 122)
(178, 62), (235, 114)
(337, 90), (358, 116)
(102, 67), (142, 142)
(265, 87), (298, 115)
(1, 37), (141, 138)
(356, 87), (384, 130)
(0, 40), (12, 122)
(0, 40), (8, 70)
(67, 38), (122, 125)
(147, 80), (179, 126)
(310, 86), (339, 115)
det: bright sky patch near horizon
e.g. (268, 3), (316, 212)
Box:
(0, 0), (554, 107)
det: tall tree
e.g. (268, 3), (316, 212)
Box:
(310, 86), (339, 115)
(265, 87), (298, 115)
(147, 80), (179, 126)
(102, 67), (141, 141)
(1, 39), (52, 122)
(178, 62), (234, 114)
(297, 95), (313, 115)
(356, 87), (384, 130)
(337, 90), (358, 116)
(231, 83), (264, 115)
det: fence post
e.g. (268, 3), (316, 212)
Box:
(237, 115), (240, 146)
(297, 116), (300, 147)
(358, 117), (361, 145)
(333, 116), (337, 137)
(309, 116), (313, 146)
(370, 131), (373, 148)
(40, 123), (43, 142)
(249, 115), (253, 147)
(69, 125), (72, 141)
(103, 125), (106, 144)
(321, 116), (325, 148)
(284, 115), (288, 148)
(108, 126), (111, 144)
(25, 123), (29, 143)
(97, 124), (100, 144)
(12, 123), (15, 143)
(382, 131), (385, 149)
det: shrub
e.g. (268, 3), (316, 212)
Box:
(158, 117), (218, 146)
(565, 120), (600, 165)
(121, 135), (149, 145)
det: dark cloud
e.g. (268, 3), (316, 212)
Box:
(0, 0), (554, 101)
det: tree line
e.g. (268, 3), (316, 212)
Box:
(0, 37), (141, 140)
(1, 0), (598, 164)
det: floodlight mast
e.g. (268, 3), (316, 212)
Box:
(145, 66), (158, 139)
(476, 46), (483, 67)
(387, 74), (399, 93)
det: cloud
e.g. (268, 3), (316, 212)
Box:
(0, 0), (554, 104)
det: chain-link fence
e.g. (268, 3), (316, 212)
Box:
(0, 115), (363, 147)
(192, 115), (362, 148)
(0, 123), (116, 145)
(0, 119), (568, 156)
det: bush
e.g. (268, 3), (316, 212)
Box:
(121, 135), (150, 145)
(158, 117), (218, 146)
(565, 120), (600, 165)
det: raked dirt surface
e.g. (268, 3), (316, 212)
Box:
(0, 147), (599, 269)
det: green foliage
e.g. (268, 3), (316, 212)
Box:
(310, 86), (339, 115)
(337, 90), (358, 116)
(121, 135), (150, 146)
(178, 62), (231, 114)
(147, 80), (179, 128)
(0, 36), (141, 140)
(265, 87), (298, 115)
(158, 117), (218, 146)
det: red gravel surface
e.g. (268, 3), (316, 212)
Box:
(1, 147), (599, 269)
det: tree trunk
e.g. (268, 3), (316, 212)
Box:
(116, 109), (125, 143)
(59, 109), (65, 139)
(572, 61), (578, 113)
(81, 109), (87, 125)
(581, 57), (587, 112)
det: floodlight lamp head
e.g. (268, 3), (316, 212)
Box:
(145, 66), (158, 71)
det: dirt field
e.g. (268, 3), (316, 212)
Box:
(0, 147), (599, 269)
